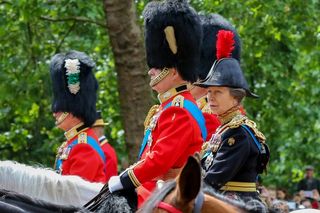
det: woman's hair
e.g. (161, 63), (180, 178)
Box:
(229, 88), (246, 103)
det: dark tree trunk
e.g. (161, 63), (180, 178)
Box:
(103, 0), (153, 164)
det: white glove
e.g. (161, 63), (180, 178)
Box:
(108, 176), (124, 193)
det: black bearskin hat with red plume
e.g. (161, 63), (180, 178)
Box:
(198, 14), (241, 81)
(195, 24), (258, 98)
(50, 50), (98, 127)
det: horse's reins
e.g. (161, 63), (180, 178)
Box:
(83, 183), (110, 211)
(156, 191), (205, 213)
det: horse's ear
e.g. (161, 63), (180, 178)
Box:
(177, 155), (201, 204)
(193, 152), (201, 162)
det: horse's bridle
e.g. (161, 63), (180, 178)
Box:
(156, 191), (205, 213)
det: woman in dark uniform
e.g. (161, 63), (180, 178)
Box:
(195, 30), (270, 212)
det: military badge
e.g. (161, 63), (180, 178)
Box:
(172, 95), (184, 108)
(78, 132), (87, 144)
(227, 137), (235, 146)
(208, 133), (222, 153)
(60, 146), (71, 160)
(204, 152), (214, 171)
(147, 132), (153, 148)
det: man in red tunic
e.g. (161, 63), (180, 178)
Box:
(92, 111), (118, 182)
(51, 50), (106, 183)
(107, 0), (205, 206)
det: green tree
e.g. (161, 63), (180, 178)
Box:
(0, 0), (126, 165)
(0, 0), (319, 193)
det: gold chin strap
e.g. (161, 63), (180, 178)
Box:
(55, 112), (69, 126)
(150, 67), (171, 87)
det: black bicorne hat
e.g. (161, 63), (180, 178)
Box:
(198, 14), (241, 80)
(143, 0), (202, 83)
(197, 58), (258, 98)
(50, 50), (98, 127)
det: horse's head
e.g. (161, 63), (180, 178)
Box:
(139, 155), (242, 213)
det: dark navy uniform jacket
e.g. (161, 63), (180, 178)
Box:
(201, 112), (268, 190)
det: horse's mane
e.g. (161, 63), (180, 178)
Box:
(0, 160), (103, 207)
(137, 180), (176, 212)
(94, 190), (136, 213)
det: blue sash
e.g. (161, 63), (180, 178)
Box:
(55, 136), (106, 172)
(138, 99), (207, 159)
(241, 125), (262, 151)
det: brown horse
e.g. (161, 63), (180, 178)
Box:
(138, 155), (248, 213)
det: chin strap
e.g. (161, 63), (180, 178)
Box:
(55, 112), (69, 125)
(150, 67), (171, 87)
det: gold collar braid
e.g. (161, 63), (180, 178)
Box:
(158, 84), (188, 103)
(218, 106), (241, 125)
(64, 122), (88, 141)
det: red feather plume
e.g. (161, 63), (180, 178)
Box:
(216, 30), (235, 60)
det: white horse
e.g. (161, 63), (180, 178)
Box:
(0, 160), (103, 207)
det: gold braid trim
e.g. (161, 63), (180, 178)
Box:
(218, 106), (241, 124)
(226, 114), (266, 143)
(144, 105), (160, 131)
(128, 169), (141, 187)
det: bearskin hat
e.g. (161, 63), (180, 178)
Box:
(143, 0), (202, 83)
(198, 13), (241, 80)
(50, 50), (98, 127)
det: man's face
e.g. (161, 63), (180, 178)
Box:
(148, 68), (175, 93)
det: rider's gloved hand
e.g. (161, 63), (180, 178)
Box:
(108, 170), (138, 193)
(108, 176), (124, 193)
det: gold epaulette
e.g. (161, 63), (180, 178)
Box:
(243, 119), (266, 143)
(144, 105), (160, 131)
(226, 115), (266, 143)
(171, 95), (184, 108)
(202, 103), (212, 114)
(196, 96), (207, 110)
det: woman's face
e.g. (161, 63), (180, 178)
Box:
(207, 86), (237, 115)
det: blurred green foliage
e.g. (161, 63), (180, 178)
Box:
(0, 0), (126, 165)
(0, 0), (319, 194)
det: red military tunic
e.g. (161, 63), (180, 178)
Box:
(55, 123), (107, 183)
(196, 96), (220, 141)
(99, 136), (118, 182)
(120, 86), (203, 206)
